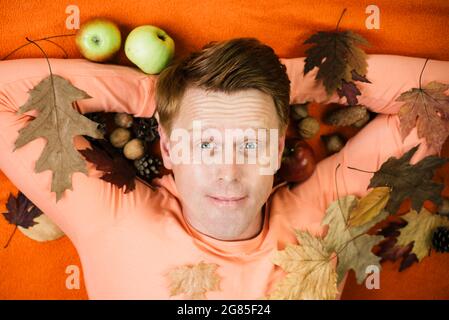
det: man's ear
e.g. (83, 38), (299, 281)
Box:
(158, 123), (173, 170)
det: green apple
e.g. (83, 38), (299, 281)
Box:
(76, 18), (121, 62)
(125, 25), (175, 74)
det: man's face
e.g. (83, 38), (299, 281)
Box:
(159, 86), (284, 241)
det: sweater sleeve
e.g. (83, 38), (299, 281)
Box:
(282, 54), (449, 217)
(0, 58), (158, 245)
(281, 54), (449, 114)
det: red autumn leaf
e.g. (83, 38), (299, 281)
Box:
(337, 80), (361, 106)
(375, 220), (418, 272)
(336, 71), (372, 106)
(79, 139), (136, 193)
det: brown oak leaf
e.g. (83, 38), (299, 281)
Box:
(14, 74), (103, 201)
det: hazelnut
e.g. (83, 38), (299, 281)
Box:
(110, 128), (131, 148)
(114, 112), (134, 128)
(322, 134), (346, 154)
(123, 138), (145, 160)
(298, 117), (320, 139)
(291, 103), (309, 120)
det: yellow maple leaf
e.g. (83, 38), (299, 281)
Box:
(268, 230), (338, 300)
(166, 261), (221, 299)
(397, 208), (449, 260)
(348, 187), (390, 227)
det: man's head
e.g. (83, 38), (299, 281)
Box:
(155, 38), (290, 241)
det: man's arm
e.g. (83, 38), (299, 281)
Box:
(281, 54), (449, 213)
(280, 54), (449, 298)
(0, 58), (157, 244)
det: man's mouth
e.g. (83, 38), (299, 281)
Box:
(206, 195), (248, 207)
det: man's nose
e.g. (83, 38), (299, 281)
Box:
(216, 163), (241, 182)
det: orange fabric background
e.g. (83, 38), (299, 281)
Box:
(0, 0), (448, 299)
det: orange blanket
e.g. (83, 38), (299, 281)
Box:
(0, 0), (448, 299)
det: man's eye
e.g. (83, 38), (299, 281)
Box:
(243, 141), (257, 150)
(200, 141), (215, 149)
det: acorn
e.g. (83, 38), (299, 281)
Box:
(123, 138), (145, 160)
(110, 127), (131, 148)
(114, 112), (134, 128)
(322, 133), (346, 154)
(298, 116), (320, 139)
(291, 102), (309, 120)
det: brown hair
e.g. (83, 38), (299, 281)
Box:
(155, 37), (291, 132)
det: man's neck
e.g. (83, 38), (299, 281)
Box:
(184, 208), (265, 241)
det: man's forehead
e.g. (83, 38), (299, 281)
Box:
(176, 86), (279, 130)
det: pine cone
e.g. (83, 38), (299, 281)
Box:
(132, 117), (159, 145)
(432, 226), (449, 253)
(134, 155), (163, 182)
(324, 105), (369, 127)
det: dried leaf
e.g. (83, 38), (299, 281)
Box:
(321, 195), (387, 284)
(368, 145), (448, 214)
(14, 75), (103, 201)
(397, 81), (449, 153)
(268, 230), (338, 300)
(303, 30), (370, 104)
(348, 187), (390, 227)
(166, 261), (221, 299)
(2, 191), (43, 248)
(2, 192), (42, 228)
(376, 220), (418, 272)
(79, 139), (136, 193)
(396, 208), (449, 261)
(376, 219), (407, 238)
(399, 252), (419, 271)
(336, 80), (361, 106)
(351, 69), (371, 83)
